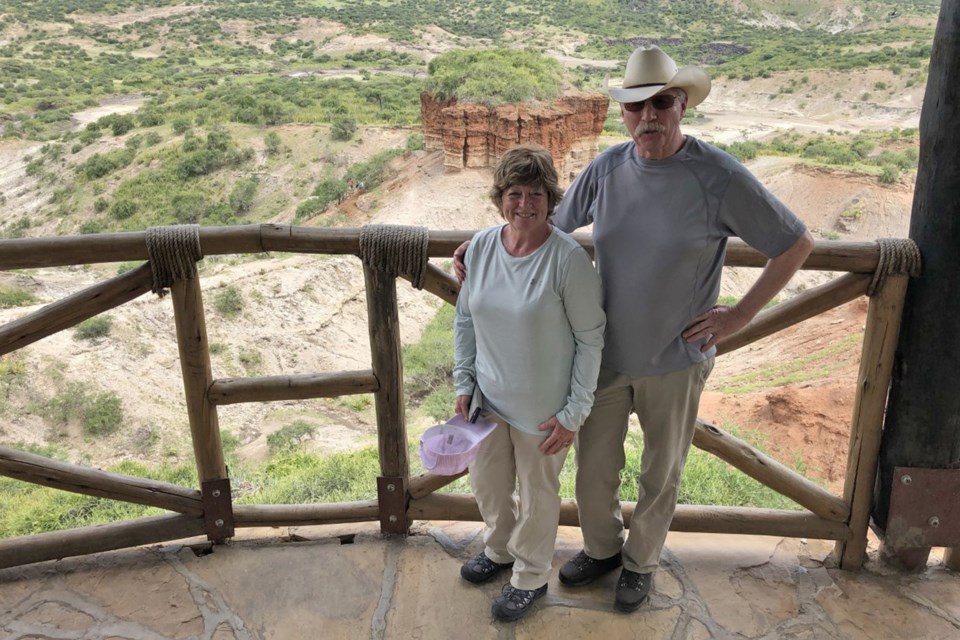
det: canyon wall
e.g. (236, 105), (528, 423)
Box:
(420, 92), (609, 181)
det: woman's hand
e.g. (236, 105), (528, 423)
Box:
(455, 394), (471, 420)
(453, 241), (471, 284)
(537, 417), (576, 456)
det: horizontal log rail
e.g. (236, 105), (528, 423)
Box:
(208, 370), (379, 405)
(0, 514), (206, 571)
(408, 494), (851, 541)
(232, 501), (380, 527)
(0, 446), (202, 515)
(0, 225), (881, 273)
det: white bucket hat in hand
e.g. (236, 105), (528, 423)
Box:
(607, 45), (711, 109)
(418, 414), (498, 476)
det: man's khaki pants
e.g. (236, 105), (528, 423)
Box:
(469, 417), (569, 590)
(574, 359), (714, 574)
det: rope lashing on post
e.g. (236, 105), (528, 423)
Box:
(358, 224), (430, 290)
(145, 224), (203, 297)
(867, 238), (921, 297)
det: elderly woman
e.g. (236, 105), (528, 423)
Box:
(453, 144), (605, 622)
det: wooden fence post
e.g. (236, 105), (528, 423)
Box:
(834, 274), (910, 569)
(363, 264), (410, 535)
(171, 276), (233, 542)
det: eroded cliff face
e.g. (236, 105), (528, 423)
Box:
(420, 92), (609, 180)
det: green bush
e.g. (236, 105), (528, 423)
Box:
(406, 133), (425, 152)
(74, 315), (113, 341)
(213, 286), (244, 319)
(228, 177), (258, 215)
(42, 382), (124, 438)
(83, 392), (124, 436)
(264, 131), (282, 155)
(267, 420), (318, 455)
(295, 197), (327, 221)
(331, 116), (357, 141)
(878, 164), (900, 184)
(0, 285), (37, 308)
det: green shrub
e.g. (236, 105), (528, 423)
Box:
(42, 382), (124, 437)
(228, 177), (258, 215)
(331, 116), (357, 141)
(264, 131), (282, 155)
(295, 197), (327, 221)
(878, 165), (899, 184)
(171, 117), (192, 135)
(213, 286), (244, 319)
(406, 133), (425, 151)
(74, 315), (112, 341)
(267, 420), (318, 455)
(83, 392), (123, 436)
(0, 285), (37, 308)
(110, 198), (138, 220)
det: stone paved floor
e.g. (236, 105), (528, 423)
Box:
(1, 522), (958, 639)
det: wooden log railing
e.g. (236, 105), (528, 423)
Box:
(0, 226), (913, 572)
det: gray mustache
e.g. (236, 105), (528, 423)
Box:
(634, 122), (666, 135)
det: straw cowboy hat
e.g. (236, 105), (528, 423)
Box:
(607, 45), (711, 109)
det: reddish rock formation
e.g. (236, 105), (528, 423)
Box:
(420, 91), (609, 181)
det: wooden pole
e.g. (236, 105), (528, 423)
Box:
(170, 276), (233, 542)
(716, 273), (870, 356)
(408, 494), (851, 540)
(170, 277), (226, 484)
(693, 420), (848, 522)
(0, 514), (205, 571)
(0, 263), (153, 356)
(208, 370), (378, 405)
(835, 274), (911, 569)
(363, 264), (409, 534)
(0, 446), (202, 515)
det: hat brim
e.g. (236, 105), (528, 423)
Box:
(607, 66), (711, 109)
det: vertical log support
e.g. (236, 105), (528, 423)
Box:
(171, 277), (233, 542)
(363, 265), (410, 535)
(834, 274), (910, 569)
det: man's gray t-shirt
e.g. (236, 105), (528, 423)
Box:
(552, 136), (807, 377)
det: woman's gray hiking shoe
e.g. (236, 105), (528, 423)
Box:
(491, 583), (547, 621)
(460, 552), (514, 584)
(614, 569), (653, 612)
(558, 550), (622, 586)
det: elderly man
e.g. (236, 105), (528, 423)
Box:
(548, 45), (814, 612)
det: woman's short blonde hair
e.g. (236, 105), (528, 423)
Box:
(489, 144), (564, 216)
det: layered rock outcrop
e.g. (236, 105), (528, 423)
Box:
(420, 92), (609, 180)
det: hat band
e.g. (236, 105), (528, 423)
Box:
(623, 82), (666, 89)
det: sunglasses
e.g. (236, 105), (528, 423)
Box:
(622, 94), (679, 112)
